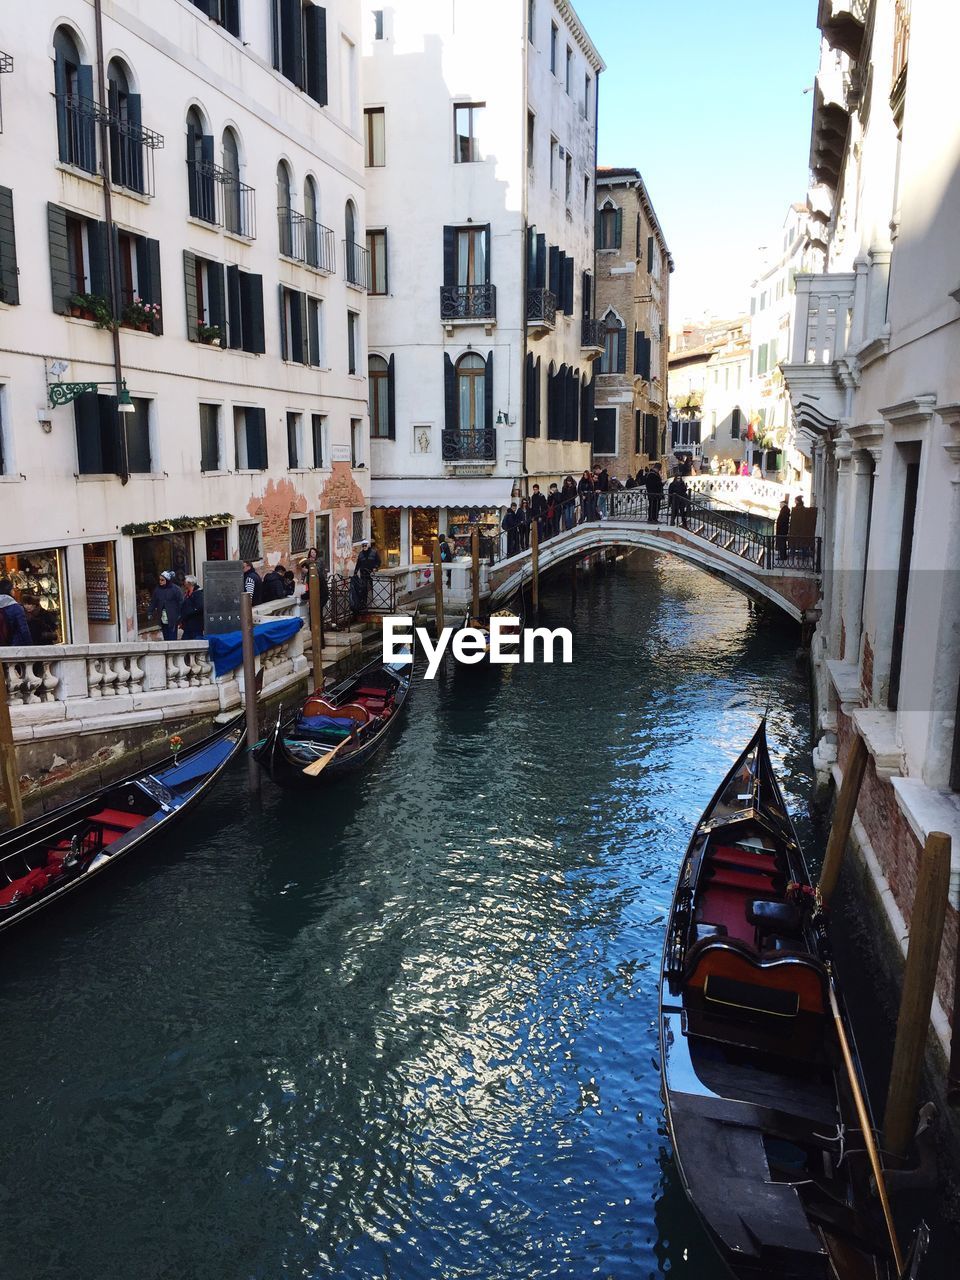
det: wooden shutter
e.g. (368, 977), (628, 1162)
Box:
(308, 299), (321, 365)
(297, 291), (309, 364)
(535, 357), (542, 439)
(484, 351), (493, 432)
(136, 236), (163, 332)
(535, 233), (546, 287)
(246, 406), (267, 469)
(278, 285), (288, 359)
(126, 95), (145, 193)
(571, 370), (581, 441)
(208, 261), (226, 337)
(305, 5), (328, 104)
(76, 65), (96, 171)
(54, 55), (70, 163)
(581, 270), (591, 322)
(99, 395), (122, 475)
(635, 410), (642, 454)
(0, 188), (18, 306)
(483, 225), (492, 285)
(183, 250), (198, 339)
(524, 352), (537, 438)
(387, 353), (396, 440)
(616, 327), (627, 374)
(240, 270), (265, 353)
(186, 122), (200, 216)
(636, 214), (643, 258)
(74, 391), (102, 474)
(223, 0), (241, 37)
(647, 235), (654, 273)
(87, 220), (110, 303)
(644, 413), (659, 459)
(442, 226), (456, 287)
(613, 206), (622, 249)
(635, 331), (651, 380)
(547, 364), (558, 440)
(443, 352), (456, 432)
(226, 263), (241, 347)
(580, 376), (595, 443)
(548, 245), (560, 298)
(280, 0), (305, 87)
(562, 255), (574, 315)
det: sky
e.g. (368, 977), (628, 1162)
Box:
(573, 0), (821, 325)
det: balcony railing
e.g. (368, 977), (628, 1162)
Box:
(56, 93), (164, 195)
(526, 286), (557, 327)
(278, 208), (336, 273)
(817, 1), (868, 59)
(440, 283), (497, 322)
(343, 239), (369, 289)
(187, 159), (256, 237)
(788, 273), (855, 366)
(581, 317), (604, 348)
(0, 50), (12, 135)
(441, 428), (496, 462)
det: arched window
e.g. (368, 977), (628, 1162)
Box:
(598, 201), (621, 251)
(600, 311), (623, 375)
(222, 128), (242, 234)
(106, 59), (144, 193)
(456, 353), (486, 434)
(303, 175), (319, 267)
(54, 26), (95, 172)
(277, 160), (293, 256)
(369, 355), (390, 438)
(345, 200), (361, 284)
(186, 106), (215, 222)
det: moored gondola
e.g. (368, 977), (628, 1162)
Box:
(659, 720), (925, 1280)
(253, 649), (411, 787)
(0, 716), (245, 936)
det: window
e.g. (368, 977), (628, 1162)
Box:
(454, 103), (484, 163)
(565, 47), (573, 94)
(234, 406), (268, 470)
(757, 343), (769, 376)
(351, 419), (363, 468)
(199, 403), (221, 472)
(126, 398), (152, 474)
(550, 137), (558, 191)
(455, 226), (487, 287)
(287, 411), (303, 468)
(347, 310), (359, 374)
(106, 58), (145, 195)
(238, 522), (261, 562)
(731, 407), (741, 438)
(186, 106), (215, 223)
(184, 253), (265, 353)
(526, 110), (535, 169)
(594, 408), (617, 456)
(307, 296), (323, 365)
(528, 0), (535, 42)
(115, 229), (163, 333)
(222, 128), (243, 234)
(600, 311), (624, 374)
(583, 73), (591, 118)
(272, 0), (328, 105)
(456, 352), (486, 431)
(54, 26), (96, 173)
(367, 229), (387, 294)
(345, 199), (365, 286)
(372, 8), (384, 39)
(364, 107), (385, 166)
(311, 413), (325, 467)
(290, 514), (308, 556)
(550, 22), (558, 74)
(280, 286), (322, 366)
(597, 203), (621, 250)
(565, 155), (572, 205)
(192, 1), (240, 39)
(369, 354), (391, 438)
(0, 188), (18, 307)
(352, 509), (364, 543)
(303, 174), (320, 267)
(277, 160), (294, 256)
(74, 392), (121, 475)
(340, 34), (357, 127)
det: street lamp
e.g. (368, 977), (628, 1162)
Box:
(47, 374), (136, 410)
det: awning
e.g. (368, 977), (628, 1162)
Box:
(369, 477), (515, 509)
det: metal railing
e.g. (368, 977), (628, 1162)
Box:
(56, 94), (163, 194)
(0, 50), (12, 135)
(328, 572), (398, 627)
(343, 239), (369, 289)
(527, 287), (557, 326)
(441, 428), (496, 462)
(440, 283), (497, 322)
(279, 208), (336, 273)
(581, 317), (604, 348)
(188, 158), (256, 236)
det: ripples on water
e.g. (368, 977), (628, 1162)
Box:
(1, 553), (816, 1280)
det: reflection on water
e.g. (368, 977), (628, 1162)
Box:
(0, 553), (829, 1279)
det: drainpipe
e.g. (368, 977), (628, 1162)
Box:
(93, 0), (129, 484)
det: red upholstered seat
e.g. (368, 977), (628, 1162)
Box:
(0, 865), (53, 907)
(710, 844), (779, 873)
(90, 808), (145, 831)
(356, 685), (389, 696)
(706, 867), (778, 893)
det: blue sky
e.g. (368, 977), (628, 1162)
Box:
(574, 0), (821, 323)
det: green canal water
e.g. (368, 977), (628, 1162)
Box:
(0, 551), (951, 1278)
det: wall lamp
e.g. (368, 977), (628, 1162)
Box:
(48, 375), (135, 412)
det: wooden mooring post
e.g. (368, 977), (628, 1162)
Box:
(432, 538), (445, 635)
(308, 564), (324, 690)
(818, 732), (868, 904)
(530, 515), (540, 614)
(0, 672), (24, 829)
(240, 592), (260, 792)
(883, 830), (951, 1159)
(471, 527), (480, 621)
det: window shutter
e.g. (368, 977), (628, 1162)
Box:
(581, 270), (591, 321)
(548, 245), (560, 298)
(54, 55), (70, 163)
(636, 214), (642, 258)
(88, 220), (111, 304)
(280, 0), (305, 88)
(535, 356), (542, 439)
(247, 406), (267, 469)
(635, 331), (651, 380)
(76, 65), (97, 171)
(571, 370), (581, 441)
(305, 5), (328, 105)
(183, 250), (198, 339)
(308, 299), (321, 365)
(580, 375), (594, 443)
(278, 285), (288, 359)
(484, 351), (493, 432)
(126, 95), (145, 193)
(136, 237), (163, 332)
(381, 229), (389, 293)
(443, 352), (456, 433)
(387, 353), (396, 440)
(546, 364), (558, 440)
(225, 263), (241, 347)
(613, 207), (622, 249)
(240, 271), (265, 353)
(595, 213), (601, 249)
(297, 290), (309, 363)
(0, 188), (19, 306)
(186, 122), (200, 216)
(483, 224), (492, 285)
(98, 394), (121, 475)
(74, 391), (102, 474)
(647, 234), (654, 274)
(535, 233), (546, 287)
(207, 261), (226, 337)
(635, 410), (642, 454)
(48, 204), (73, 314)
(617, 326), (626, 374)
(562, 255), (574, 315)
(223, 0), (241, 37)
(644, 413), (659, 459)
(524, 352), (537, 439)
(442, 226), (456, 288)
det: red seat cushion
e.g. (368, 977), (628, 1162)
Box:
(0, 866), (53, 907)
(707, 867), (778, 893)
(90, 808), (144, 830)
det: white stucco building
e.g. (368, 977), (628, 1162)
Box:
(361, 0), (603, 566)
(783, 0), (960, 1063)
(0, 0), (368, 642)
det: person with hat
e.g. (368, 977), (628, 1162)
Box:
(149, 571), (184, 641)
(179, 576), (205, 640)
(242, 560), (263, 605)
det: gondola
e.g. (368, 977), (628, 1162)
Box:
(0, 715), (245, 935)
(253, 649), (411, 787)
(456, 607), (524, 662)
(659, 720), (926, 1280)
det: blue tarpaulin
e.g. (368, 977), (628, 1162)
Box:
(206, 617), (304, 679)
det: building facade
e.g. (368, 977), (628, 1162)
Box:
(0, 0), (368, 642)
(593, 168), (672, 477)
(361, 0), (603, 566)
(783, 0), (960, 1061)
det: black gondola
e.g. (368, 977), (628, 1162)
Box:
(659, 720), (922, 1280)
(253, 650), (411, 787)
(456, 607), (524, 663)
(0, 716), (245, 935)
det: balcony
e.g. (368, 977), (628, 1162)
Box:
(278, 208), (336, 273)
(441, 428), (497, 473)
(526, 286), (556, 336)
(817, 1), (868, 61)
(440, 283), (497, 329)
(187, 158), (256, 236)
(343, 239), (369, 289)
(781, 272), (856, 445)
(809, 67), (852, 191)
(57, 93), (164, 196)
(580, 316), (605, 358)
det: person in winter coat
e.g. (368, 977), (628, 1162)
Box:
(529, 484), (548, 541)
(179, 577), (205, 640)
(644, 465), (664, 524)
(501, 504), (519, 557)
(0, 578), (32, 645)
(546, 483), (562, 538)
(516, 499), (531, 551)
(149, 571), (184, 641)
(356, 541), (381, 577)
(261, 564), (289, 602)
(667, 474), (689, 528)
(22, 594), (60, 645)
(775, 498), (791, 561)
(560, 476), (578, 530)
(242, 561), (263, 606)
(577, 470), (595, 522)
(595, 466), (610, 518)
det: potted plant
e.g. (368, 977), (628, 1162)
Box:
(121, 296), (161, 333)
(196, 321), (222, 346)
(69, 293), (115, 329)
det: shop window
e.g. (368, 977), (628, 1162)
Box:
(1, 549), (68, 642)
(83, 541), (118, 634)
(133, 533), (194, 631)
(290, 514), (308, 556)
(411, 508), (438, 564)
(351, 509), (364, 543)
(205, 527), (228, 562)
(371, 508), (401, 566)
(199, 402), (222, 472)
(238, 522), (261, 562)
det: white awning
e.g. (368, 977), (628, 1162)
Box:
(369, 477), (515, 509)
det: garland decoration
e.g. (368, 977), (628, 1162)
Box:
(120, 514), (234, 536)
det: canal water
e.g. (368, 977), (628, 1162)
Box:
(0, 552), (949, 1278)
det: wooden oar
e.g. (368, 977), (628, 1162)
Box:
(301, 736), (350, 777)
(826, 975), (904, 1275)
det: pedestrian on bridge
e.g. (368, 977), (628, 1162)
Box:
(517, 498), (531, 551)
(530, 484), (548, 541)
(595, 465), (610, 519)
(561, 476), (578, 529)
(668, 474), (689, 528)
(546, 483), (562, 538)
(501, 503), (520, 557)
(775, 498), (790, 562)
(644, 465), (664, 524)
(578, 470), (596, 522)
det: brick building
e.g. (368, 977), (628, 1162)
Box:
(593, 168), (673, 479)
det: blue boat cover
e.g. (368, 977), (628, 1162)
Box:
(299, 714), (355, 732)
(154, 735), (237, 791)
(206, 617), (303, 679)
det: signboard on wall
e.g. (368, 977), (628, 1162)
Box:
(203, 560), (243, 635)
(330, 444), (351, 462)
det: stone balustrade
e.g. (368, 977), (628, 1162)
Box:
(687, 474), (796, 518)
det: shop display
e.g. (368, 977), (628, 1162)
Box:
(84, 543), (117, 625)
(1, 549), (66, 642)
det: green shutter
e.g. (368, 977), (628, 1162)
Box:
(613, 207), (622, 249)
(137, 236), (163, 332)
(87, 220), (110, 304)
(387, 353), (396, 440)
(74, 391), (102, 474)
(443, 353), (456, 432)
(305, 5), (328, 105)
(240, 270), (265, 353)
(48, 204), (73, 315)
(484, 351), (493, 432)
(278, 284), (288, 359)
(298, 291), (309, 364)
(0, 188), (20, 306)
(183, 251), (198, 340)
(616, 327), (626, 374)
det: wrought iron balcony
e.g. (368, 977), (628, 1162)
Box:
(440, 283), (497, 323)
(278, 208), (336, 273)
(187, 158), (256, 236)
(343, 239), (369, 289)
(56, 93), (164, 195)
(526, 287), (557, 329)
(441, 428), (496, 462)
(581, 317), (604, 349)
